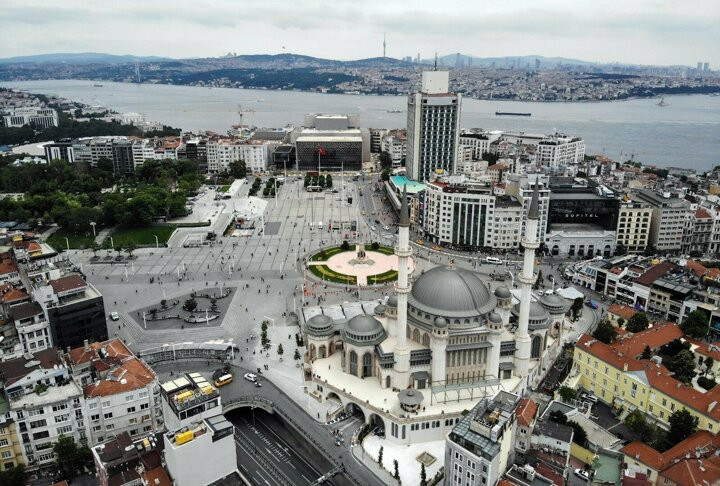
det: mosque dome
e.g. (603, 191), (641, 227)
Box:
(386, 295), (398, 308)
(488, 312), (503, 324)
(434, 316), (448, 328)
(306, 314), (333, 335)
(494, 286), (512, 300)
(409, 266), (496, 318)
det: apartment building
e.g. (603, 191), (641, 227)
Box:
(65, 338), (160, 446)
(0, 349), (88, 470)
(0, 403), (24, 471)
(33, 274), (108, 350)
(459, 131), (500, 160)
(572, 325), (720, 434)
(444, 391), (520, 486)
(684, 207), (714, 254)
(535, 135), (585, 169)
(490, 196), (524, 250)
(423, 177), (495, 249)
(635, 190), (690, 252)
(616, 199), (652, 253)
(207, 139), (268, 174)
(93, 432), (171, 486)
(10, 302), (52, 355)
(505, 174), (550, 242)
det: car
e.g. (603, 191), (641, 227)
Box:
(254, 381), (262, 387)
(544, 289), (554, 296)
(370, 225), (376, 231)
(243, 373), (257, 383)
(361, 211), (366, 216)
(374, 219), (381, 224)
(416, 239), (425, 245)
(383, 225), (390, 231)
(485, 257), (503, 265)
(109, 311), (120, 321)
(432, 245), (442, 251)
(573, 468), (590, 481)
(585, 300), (598, 309)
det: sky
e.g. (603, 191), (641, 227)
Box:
(1, 0), (719, 67)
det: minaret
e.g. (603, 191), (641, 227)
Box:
(393, 185), (412, 389)
(514, 179), (540, 382)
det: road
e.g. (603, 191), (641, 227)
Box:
(152, 361), (385, 486)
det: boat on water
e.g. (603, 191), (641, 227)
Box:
(386, 109), (402, 113)
(657, 97), (668, 107)
(495, 111), (531, 116)
(93, 84), (103, 87)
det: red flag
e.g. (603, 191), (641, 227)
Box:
(317, 146), (326, 156)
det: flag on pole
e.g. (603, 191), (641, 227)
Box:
(317, 145), (327, 156)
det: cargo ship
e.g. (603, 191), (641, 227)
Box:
(495, 111), (531, 116)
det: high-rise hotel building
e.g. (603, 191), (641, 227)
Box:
(406, 71), (461, 181)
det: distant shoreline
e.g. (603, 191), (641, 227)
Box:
(4, 78), (719, 104)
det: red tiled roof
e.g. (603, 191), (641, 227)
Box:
(634, 261), (679, 287)
(660, 454), (720, 485)
(67, 338), (133, 365)
(0, 287), (29, 304)
(686, 338), (720, 362)
(487, 163), (508, 170)
(26, 241), (41, 252)
(516, 398), (538, 427)
(0, 258), (18, 275)
(49, 274), (86, 294)
(607, 304), (639, 321)
(695, 207), (712, 219)
(686, 260), (709, 278)
(621, 431), (720, 471)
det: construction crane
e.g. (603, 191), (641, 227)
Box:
(237, 104), (255, 127)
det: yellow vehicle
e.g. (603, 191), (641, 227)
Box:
(416, 239), (424, 245)
(214, 374), (233, 387)
(432, 245), (442, 251)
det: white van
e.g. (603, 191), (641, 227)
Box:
(485, 257), (503, 265)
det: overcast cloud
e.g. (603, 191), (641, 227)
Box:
(1, 0), (718, 66)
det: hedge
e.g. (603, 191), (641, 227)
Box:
(308, 264), (357, 284)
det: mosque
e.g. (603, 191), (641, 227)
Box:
(301, 185), (567, 444)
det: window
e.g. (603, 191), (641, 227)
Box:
(52, 404), (68, 412)
(104, 412), (113, 419)
(140, 403), (149, 410)
(127, 407), (136, 414)
(1, 451), (12, 459)
(29, 419), (47, 429)
(102, 401), (111, 408)
(0, 439), (8, 447)
(125, 394), (134, 402)
(57, 425), (72, 435)
(106, 424), (114, 431)
(92, 426), (102, 432)
(54, 414), (69, 424)
(88, 402), (98, 410)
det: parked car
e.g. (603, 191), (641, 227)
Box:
(573, 468), (589, 481)
(585, 300), (598, 309)
(109, 312), (120, 321)
(485, 257), (503, 265)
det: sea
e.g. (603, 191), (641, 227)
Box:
(2, 79), (719, 171)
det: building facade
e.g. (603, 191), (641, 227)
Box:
(406, 71), (461, 181)
(616, 200), (652, 253)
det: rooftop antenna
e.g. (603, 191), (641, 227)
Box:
(434, 52), (438, 71)
(383, 33), (386, 58)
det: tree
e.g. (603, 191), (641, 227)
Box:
(0, 464), (26, 486)
(317, 175), (326, 187)
(228, 160), (247, 179)
(277, 343), (284, 358)
(549, 410), (568, 425)
(668, 409), (698, 445)
(593, 319), (618, 344)
(183, 298), (197, 313)
(379, 151), (393, 169)
(641, 345), (652, 360)
(558, 386), (577, 402)
(325, 174), (333, 188)
(704, 356), (715, 376)
(533, 270), (543, 290)
(626, 312), (649, 333)
(294, 348), (301, 362)
(378, 445), (383, 467)
(681, 310), (710, 338)
(617, 317), (625, 328)
(665, 349), (696, 383)
(571, 297), (584, 318)
(394, 459), (399, 480)
(625, 410), (654, 442)
(615, 243), (627, 256)
(381, 169), (391, 182)
(340, 240), (350, 251)
(420, 462), (427, 486)
(568, 420), (588, 446)
(54, 435), (92, 478)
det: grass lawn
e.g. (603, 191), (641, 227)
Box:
(46, 227), (97, 250)
(367, 244), (395, 256)
(309, 246), (354, 261)
(367, 269), (398, 285)
(219, 185), (231, 193)
(308, 264), (357, 284)
(107, 225), (176, 248)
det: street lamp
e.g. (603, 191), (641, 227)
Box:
(63, 237), (69, 252)
(89, 221), (96, 237)
(109, 236), (114, 249)
(153, 234), (159, 249)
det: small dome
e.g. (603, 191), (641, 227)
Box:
(539, 294), (568, 313)
(307, 314), (333, 331)
(434, 316), (447, 328)
(488, 312), (502, 324)
(347, 314), (383, 334)
(511, 302), (551, 322)
(374, 304), (387, 315)
(386, 295), (398, 307)
(494, 286), (512, 299)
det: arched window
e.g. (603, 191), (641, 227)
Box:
(413, 329), (420, 343)
(422, 333), (430, 347)
(349, 351), (358, 376)
(385, 375), (391, 388)
(318, 345), (326, 359)
(531, 335), (542, 359)
(362, 353), (372, 378)
(309, 344), (316, 360)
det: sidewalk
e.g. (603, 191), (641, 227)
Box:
(95, 226), (114, 245)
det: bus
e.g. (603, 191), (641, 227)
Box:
(214, 374), (233, 387)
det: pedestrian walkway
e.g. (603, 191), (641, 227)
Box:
(39, 225), (60, 239)
(95, 226), (114, 245)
